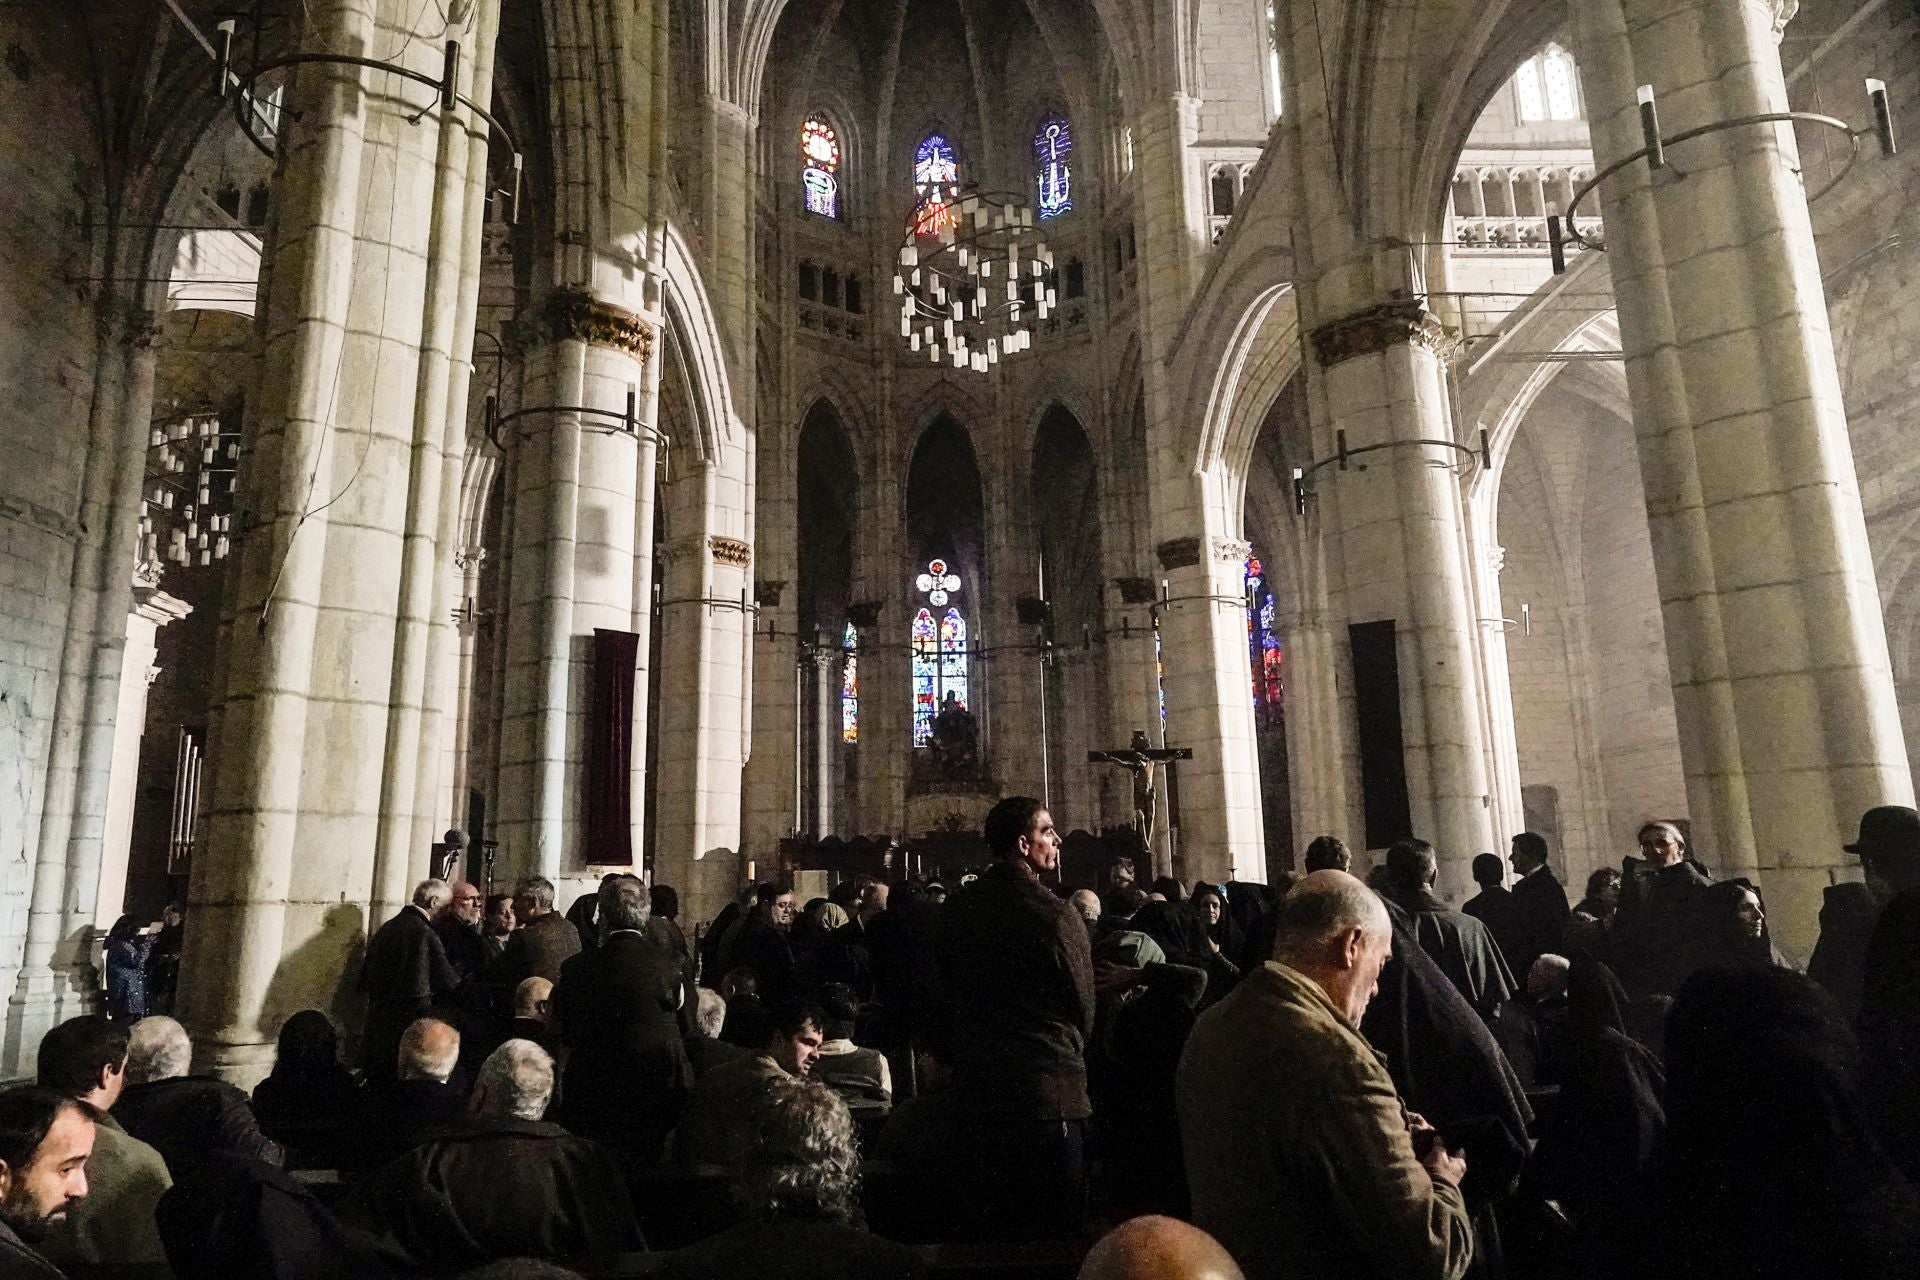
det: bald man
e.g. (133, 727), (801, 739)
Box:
(1177, 870), (1472, 1280)
(361, 879), (463, 1079)
(1079, 1216), (1244, 1280)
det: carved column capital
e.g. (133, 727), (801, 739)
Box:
(454, 544), (489, 574)
(1769, 0), (1799, 41)
(709, 536), (753, 569)
(544, 289), (655, 359)
(1307, 300), (1453, 368)
(1213, 537), (1252, 563)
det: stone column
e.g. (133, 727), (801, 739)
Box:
(742, 585), (799, 860)
(495, 292), (656, 884)
(851, 471), (909, 837)
(96, 586), (193, 929)
(178, 0), (501, 1081)
(812, 642), (837, 834)
(4, 304), (160, 1072)
(1305, 304), (1498, 897)
(651, 497), (753, 925)
(1570, 0), (1912, 948)
(445, 545), (488, 835)
(1154, 534), (1268, 886)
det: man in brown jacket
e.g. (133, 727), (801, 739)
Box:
(1176, 870), (1473, 1280)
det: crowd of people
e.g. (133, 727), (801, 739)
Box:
(3, 798), (1919, 1278)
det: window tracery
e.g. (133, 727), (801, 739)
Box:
(802, 115), (842, 219)
(911, 559), (969, 747)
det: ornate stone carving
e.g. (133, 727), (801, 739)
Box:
(1114, 576), (1158, 605)
(1307, 300), (1452, 368)
(1488, 544), (1507, 575)
(454, 545), (488, 574)
(1156, 537), (1203, 571)
(657, 535), (705, 568)
(545, 289), (655, 359)
(1213, 537), (1253, 563)
(1770, 0), (1799, 40)
(709, 536), (752, 568)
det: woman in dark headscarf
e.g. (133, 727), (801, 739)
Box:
(1606, 968), (1920, 1280)
(252, 1010), (365, 1163)
(1685, 877), (1792, 975)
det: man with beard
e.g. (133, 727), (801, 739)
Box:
(0, 1087), (96, 1278)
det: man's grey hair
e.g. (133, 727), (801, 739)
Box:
(476, 1039), (555, 1121)
(1069, 889), (1101, 923)
(1272, 870), (1392, 963)
(693, 988), (727, 1039)
(734, 1076), (860, 1224)
(126, 1016), (192, 1084)
(413, 878), (452, 911)
(598, 876), (651, 937)
(398, 1018), (460, 1083)
(514, 876), (555, 911)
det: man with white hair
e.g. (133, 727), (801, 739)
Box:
(1176, 870), (1473, 1280)
(363, 1017), (468, 1167)
(683, 988), (748, 1079)
(360, 878), (463, 1079)
(112, 1016), (282, 1176)
(340, 1040), (642, 1270)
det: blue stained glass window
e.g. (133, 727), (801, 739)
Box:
(1034, 115), (1073, 218)
(1246, 556), (1284, 723)
(911, 559), (969, 747)
(841, 621), (859, 743)
(802, 116), (841, 219)
(914, 134), (959, 237)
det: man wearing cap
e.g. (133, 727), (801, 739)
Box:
(1810, 806), (1920, 1020)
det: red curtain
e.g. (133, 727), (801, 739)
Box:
(586, 627), (641, 865)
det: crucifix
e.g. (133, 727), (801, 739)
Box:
(1089, 730), (1193, 861)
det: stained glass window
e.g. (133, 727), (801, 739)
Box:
(1246, 556), (1284, 724)
(911, 558), (968, 746)
(1035, 115), (1073, 218)
(802, 116), (841, 219)
(913, 134), (959, 238)
(841, 621), (859, 743)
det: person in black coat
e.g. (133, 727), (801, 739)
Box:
(359, 879), (462, 1079)
(358, 1018), (469, 1170)
(552, 876), (692, 1154)
(339, 1040), (643, 1272)
(1811, 806), (1920, 1020)
(157, 1150), (391, 1280)
(1507, 833), (1571, 972)
(251, 1010), (364, 1169)
(1383, 839), (1517, 1025)
(1463, 853), (1526, 970)
(932, 797), (1094, 1242)
(115, 1016), (283, 1177)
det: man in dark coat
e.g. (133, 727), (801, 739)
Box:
(734, 881), (800, 1003)
(553, 876), (692, 1153)
(932, 796), (1095, 1241)
(497, 876), (583, 993)
(360, 879), (462, 1079)
(1607, 821), (1713, 998)
(1811, 806), (1920, 1020)
(433, 882), (490, 984)
(1462, 853), (1525, 968)
(114, 1017), (283, 1176)
(1508, 832), (1571, 972)
(358, 1017), (469, 1170)
(339, 1040), (642, 1270)
(684, 988), (749, 1079)
(1383, 839), (1516, 1025)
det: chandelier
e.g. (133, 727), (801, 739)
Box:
(893, 185), (1055, 373)
(140, 411), (240, 574)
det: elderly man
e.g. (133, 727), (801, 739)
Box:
(636, 1078), (925, 1279)
(435, 881), (491, 986)
(553, 876), (691, 1151)
(341, 1040), (641, 1270)
(499, 877), (582, 991)
(112, 1017), (281, 1177)
(1177, 870), (1472, 1280)
(1069, 889), (1102, 936)
(361, 878), (463, 1078)
(1381, 840), (1515, 1024)
(934, 795), (1094, 1241)
(362, 1017), (468, 1167)
(1079, 1216), (1244, 1280)
(0, 1086), (96, 1279)
(683, 989), (747, 1081)
(35, 1017), (171, 1277)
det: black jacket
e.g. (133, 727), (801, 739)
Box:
(1809, 881), (1880, 1020)
(0, 1220), (64, 1280)
(115, 1076), (284, 1178)
(934, 860), (1095, 1121)
(554, 930), (693, 1138)
(361, 907), (460, 1006)
(1511, 866), (1571, 970)
(338, 1118), (643, 1271)
(156, 1152), (386, 1280)
(497, 912), (583, 992)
